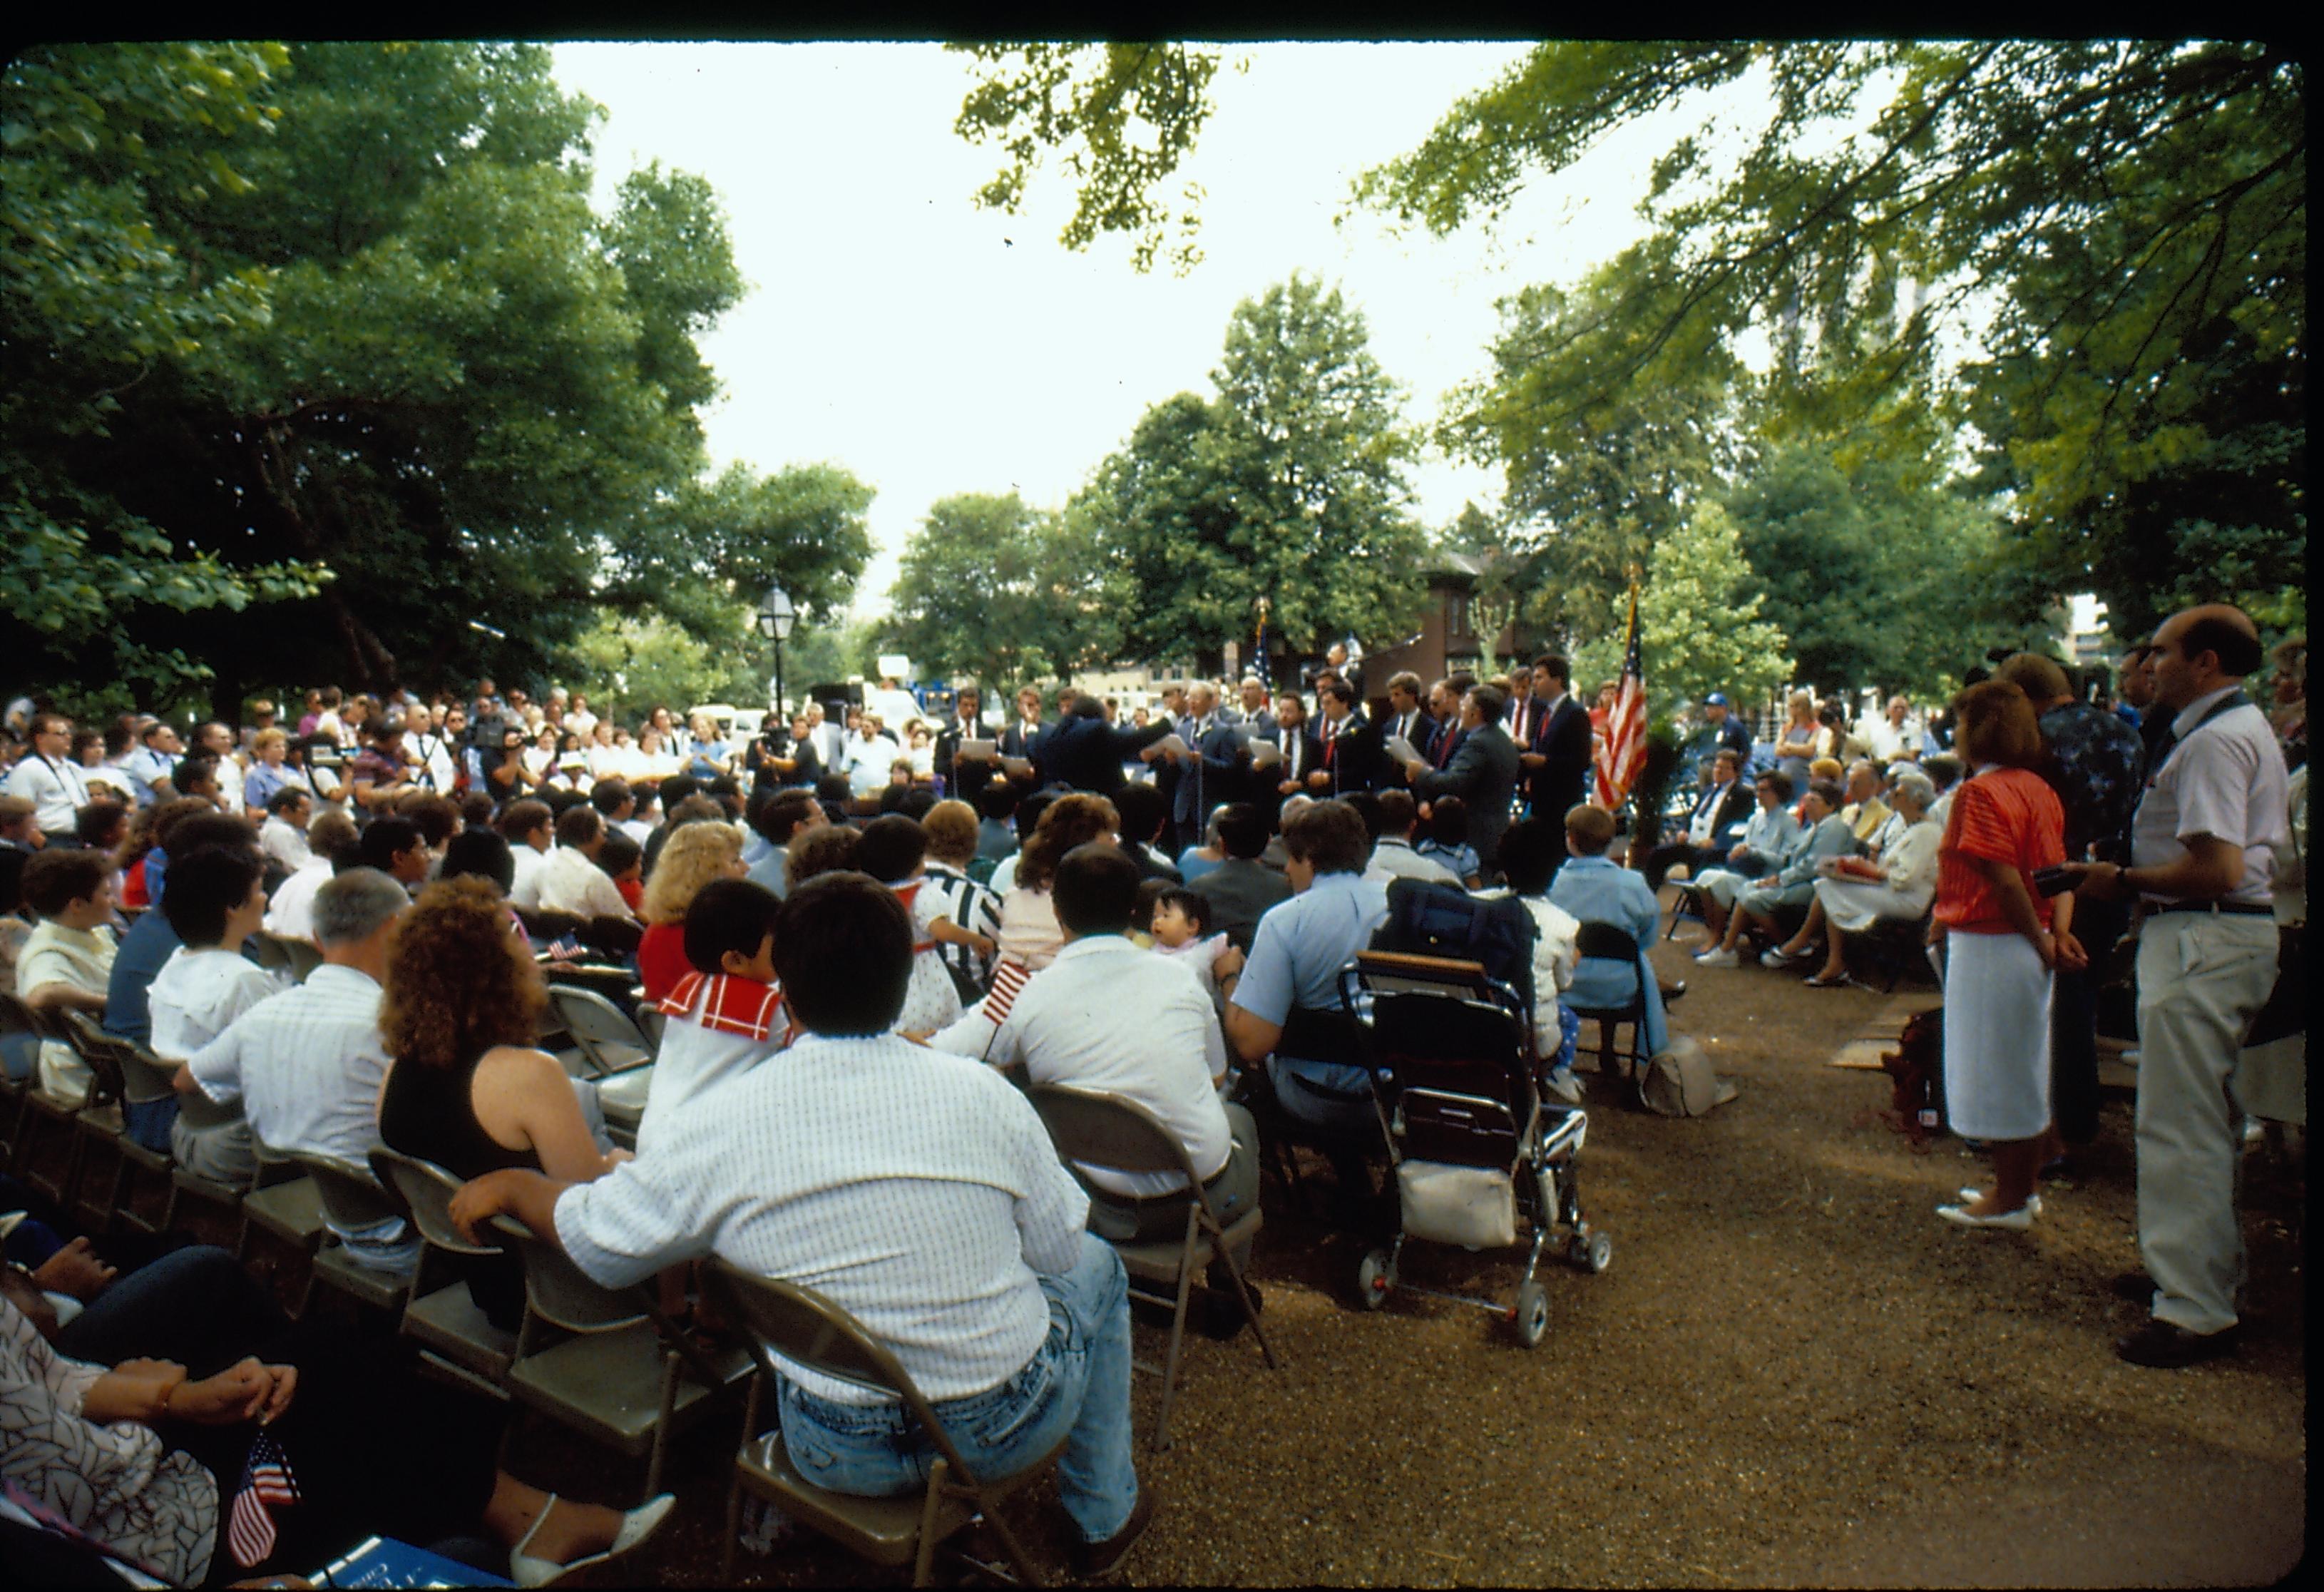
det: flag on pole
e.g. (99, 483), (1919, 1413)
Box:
(1594, 587), (1648, 807)
(1251, 598), (1274, 693)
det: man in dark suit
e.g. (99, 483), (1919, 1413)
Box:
(1309, 678), (1380, 797)
(933, 685), (998, 804)
(1638, 747), (1754, 890)
(998, 684), (1048, 790)
(1035, 693), (1172, 795)
(1259, 693), (1326, 827)
(1521, 654), (1594, 822)
(1424, 678), (1467, 770)
(1376, 671), (1435, 791)
(1168, 682), (1245, 852)
(1406, 683), (1524, 876)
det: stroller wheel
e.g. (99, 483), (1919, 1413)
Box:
(1356, 1249), (1393, 1309)
(1513, 1279), (1550, 1347)
(1585, 1232), (1614, 1275)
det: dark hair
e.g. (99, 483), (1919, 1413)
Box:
(1013, 790), (1055, 842)
(785, 824), (861, 892)
(683, 877), (782, 976)
(159, 845), (265, 945)
(1468, 683), (1508, 723)
(266, 785), (310, 817)
(1051, 842), (1142, 934)
(976, 782), (1019, 822)
(1498, 817), (1564, 894)
(1215, 802), (1267, 859)
(1563, 802), (1616, 854)
(459, 792), (497, 830)
(854, 814), (928, 884)
(1112, 782), (1167, 846)
(775, 872), (913, 1035)
(22, 847), (113, 917)
(497, 800), (551, 843)
(1806, 778), (1848, 811)
(1155, 884), (1211, 934)
(755, 793), (821, 847)
(1282, 800), (1370, 875)
(1923, 752), (1964, 792)
(406, 794), (459, 848)
(1427, 795), (1468, 847)
(75, 802), (128, 850)
(174, 812), (260, 859)
(1320, 679), (1356, 710)
(173, 755), (219, 794)
(590, 777), (633, 817)
(1532, 655), (1572, 688)
(1341, 790), (1384, 842)
(440, 828), (517, 894)
(359, 815), (424, 872)
(554, 804), (603, 849)
(2179, 613), (2264, 676)
(541, 787), (587, 822)
(1756, 768), (1796, 800)
(597, 829), (643, 880)
(1375, 788), (1418, 835)
(1070, 695), (1106, 720)
(657, 774), (702, 810)
(382, 877), (546, 1068)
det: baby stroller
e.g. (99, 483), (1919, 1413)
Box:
(1340, 950), (1611, 1347)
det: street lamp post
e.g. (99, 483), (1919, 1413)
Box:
(755, 583), (796, 720)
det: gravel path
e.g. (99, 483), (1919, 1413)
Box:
(210, 898), (2310, 1586)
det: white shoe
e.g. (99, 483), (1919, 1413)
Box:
(1935, 1202), (2035, 1231)
(511, 1493), (676, 1588)
(1545, 1068), (1583, 1104)
(1957, 1188), (2042, 1215)
(1694, 947), (1739, 968)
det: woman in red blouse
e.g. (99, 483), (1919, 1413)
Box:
(1930, 680), (2085, 1229)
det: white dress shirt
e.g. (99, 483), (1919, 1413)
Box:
(508, 844), (551, 912)
(2131, 686), (2290, 907)
(1363, 836), (1462, 889)
(931, 934), (1231, 1196)
(16, 920), (115, 1103)
(260, 815), (314, 874)
(4, 753), (89, 832)
(261, 858), (332, 942)
(188, 964), (412, 1265)
(553, 1031), (1087, 1404)
(533, 845), (630, 920)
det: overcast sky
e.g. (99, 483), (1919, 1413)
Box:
(551, 42), (1693, 618)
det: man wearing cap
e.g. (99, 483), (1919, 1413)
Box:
(1701, 693), (1753, 769)
(2064, 603), (2290, 1369)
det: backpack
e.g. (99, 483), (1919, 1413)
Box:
(1880, 1006), (1946, 1149)
(1639, 1034), (1739, 1116)
(1372, 879), (1536, 1011)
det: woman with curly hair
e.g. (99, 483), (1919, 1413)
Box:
(635, 819), (745, 1004)
(995, 792), (1118, 971)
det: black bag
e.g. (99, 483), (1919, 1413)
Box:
(1372, 879), (1536, 1013)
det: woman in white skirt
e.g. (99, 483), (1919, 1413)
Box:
(1763, 768), (1943, 986)
(1928, 682), (2082, 1230)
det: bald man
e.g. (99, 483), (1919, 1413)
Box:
(2064, 604), (2290, 1369)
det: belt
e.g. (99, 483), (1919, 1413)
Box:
(1107, 1158), (1238, 1205)
(2146, 899), (2273, 917)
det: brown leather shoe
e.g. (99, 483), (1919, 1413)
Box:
(1070, 1486), (1158, 1580)
(2114, 1319), (2241, 1369)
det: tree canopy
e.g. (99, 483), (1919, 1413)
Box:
(4, 42), (874, 718)
(884, 491), (1122, 695)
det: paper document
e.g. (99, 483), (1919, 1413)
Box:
(1152, 733), (1190, 757)
(1000, 755), (1035, 778)
(1382, 735), (1421, 765)
(959, 739), (996, 760)
(1247, 739), (1282, 769)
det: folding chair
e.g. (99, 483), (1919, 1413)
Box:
(249, 932), (294, 974)
(368, 1148), (521, 1393)
(491, 1213), (751, 1503)
(256, 932), (323, 982)
(1664, 881), (1709, 942)
(290, 1151), (416, 1317)
(517, 907), (585, 945)
(60, 1014), (172, 1234)
(3, 993), (86, 1205)
(1027, 1083), (1277, 1451)
(580, 914), (644, 959)
(235, 1143), (327, 1308)
(547, 985), (657, 1076)
(1567, 922), (1655, 1082)
(702, 1260), (1065, 1587)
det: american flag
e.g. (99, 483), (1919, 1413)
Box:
(1251, 599), (1274, 693)
(986, 957), (1031, 1024)
(1594, 588), (1648, 808)
(227, 1431), (300, 1568)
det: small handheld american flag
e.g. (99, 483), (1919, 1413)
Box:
(227, 1430), (300, 1569)
(1594, 587), (1648, 808)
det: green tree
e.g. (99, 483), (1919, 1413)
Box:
(567, 611), (739, 725)
(1719, 444), (2022, 697)
(886, 492), (1121, 695)
(1077, 276), (1428, 665)
(1636, 501), (1791, 719)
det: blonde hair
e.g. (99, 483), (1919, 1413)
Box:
(641, 820), (742, 925)
(1808, 756), (1845, 782)
(252, 728), (288, 755)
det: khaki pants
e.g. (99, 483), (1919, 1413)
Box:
(2134, 912), (2279, 1335)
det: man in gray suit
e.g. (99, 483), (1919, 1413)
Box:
(1403, 683), (1523, 877)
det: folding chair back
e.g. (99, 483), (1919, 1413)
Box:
(547, 984), (655, 1076)
(369, 1147), (503, 1257)
(250, 932), (293, 973)
(581, 914), (644, 958)
(58, 1012), (128, 1111)
(256, 933), (322, 982)
(290, 1150), (405, 1233)
(704, 1261), (953, 1442)
(518, 907), (585, 944)
(491, 1214), (652, 1335)
(1569, 920), (1653, 1076)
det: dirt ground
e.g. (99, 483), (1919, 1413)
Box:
(108, 897), (2306, 1587)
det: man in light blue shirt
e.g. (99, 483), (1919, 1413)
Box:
(1225, 800), (1388, 1141)
(1547, 805), (1671, 1056)
(122, 720), (183, 808)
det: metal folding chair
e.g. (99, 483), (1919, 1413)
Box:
(60, 1013), (173, 1233)
(491, 1213), (750, 1503)
(547, 984), (656, 1075)
(289, 1151), (415, 1316)
(702, 1259), (1066, 1586)
(235, 1143), (327, 1308)
(3, 993), (86, 1205)
(368, 1147), (521, 1394)
(1027, 1083), (1277, 1451)
(1567, 921), (1655, 1081)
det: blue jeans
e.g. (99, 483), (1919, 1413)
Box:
(774, 1231), (1137, 1543)
(123, 1096), (178, 1154)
